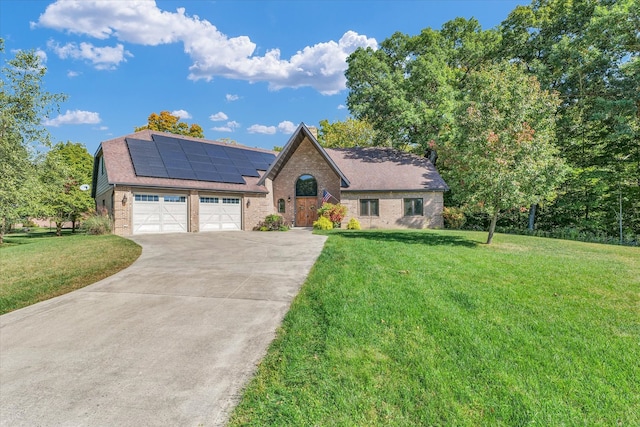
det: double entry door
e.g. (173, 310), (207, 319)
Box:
(295, 197), (318, 227)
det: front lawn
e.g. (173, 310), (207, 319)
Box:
(0, 229), (141, 314)
(229, 230), (639, 426)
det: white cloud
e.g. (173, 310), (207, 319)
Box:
(248, 124), (276, 135)
(209, 111), (228, 121)
(48, 40), (132, 70)
(67, 70), (80, 77)
(211, 120), (240, 132)
(36, 1), (377, 94)
(277, 121), (296, 134)
(35, 49), (48, 63)
(171, 109), (192, 119)
(226, 94), (239, 101)
(337, 104), (346, 110)
(43, 109), (101, 127)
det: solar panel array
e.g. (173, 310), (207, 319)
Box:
(126, 134), (275, 184)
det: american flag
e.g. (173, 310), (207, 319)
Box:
(322, 189), (332, 203)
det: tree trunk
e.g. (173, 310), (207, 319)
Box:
(487, 210), (499, 244)
(72, 218), (76, 233)
(56, 221), (62, 237)
(528, 204), (537, 231)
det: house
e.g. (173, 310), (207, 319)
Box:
(91, 123), (448, 235)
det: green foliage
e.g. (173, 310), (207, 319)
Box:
(442, 206), (466, 229)
(38, 142), (94, 235)
(499, 0), (640, 238)
(438, 62), (566, 243)
(346, 18), (500, 152)
(82, 208), (112, 235)
(312, 216), (333, 230)
(254, 214), (289, 231)
(229, 230), (640, 426)
(317, 202), (347, 228)
(317, 118), (376, 148)
(134, 110), (204, 138)
(0, 39), (67, 244)
(346, 217), (361, 230)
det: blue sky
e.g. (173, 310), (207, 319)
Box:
(1, 0), (525, 155)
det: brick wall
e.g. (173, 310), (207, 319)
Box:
(272, 137), (341, 226)
(112, 186), (132, 236)
(341, 191), (444, 229)
(244, 180), (274, 230)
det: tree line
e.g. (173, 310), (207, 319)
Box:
(322, 0), (638, 243)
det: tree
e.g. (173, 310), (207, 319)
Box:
(317, 118), (376, 148)
(135, 111), (204, 138)
(38, 142), (94, 236)
(500, 0), (639, 236)
(345, 18), (500, 153)
(0, 38), (66, 243)
(439, 63), (565, 244)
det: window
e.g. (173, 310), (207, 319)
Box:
(134, 194), (159, 202)
(200, 197), (219, 204)
(102, 199), (105, 207)
(100, 157), (104, 175)
(404, 198), (423, 216)
(277, 198), (286, 213)
(163, 196), (186, 203)
(296, 174), (317, 197)
(360, 199), (379, 216)
(222, 198), (240, 204)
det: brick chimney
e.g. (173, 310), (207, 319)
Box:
(307, 126), (318, 140)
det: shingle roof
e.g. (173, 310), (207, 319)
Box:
(325, 147), (448, 192)
(95, 130), (274, 194)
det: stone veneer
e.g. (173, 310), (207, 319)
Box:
(340, 191), (444, 229)
(271, 137), (341, 227)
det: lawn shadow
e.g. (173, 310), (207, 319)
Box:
(2, 229), (77, 246)
(333, 230), (478, 248)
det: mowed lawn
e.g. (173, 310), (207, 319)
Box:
(229, 230), (639, 426)
(0, 230), (141, 314)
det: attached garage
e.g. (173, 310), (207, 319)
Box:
(133, 194), (188, 234)
(199, 196), (242, 231)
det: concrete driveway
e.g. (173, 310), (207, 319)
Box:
(0, 230), (326, 426)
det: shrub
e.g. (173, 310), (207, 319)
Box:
(347, 218), (361, 230)
(22, 218), (38, 228)
(443, 206), (466, 229)
(317, 203), (347, 228)
(82, 211), (112, 235)
(254, 214), (289, 231)
(313, 216), (333, 230)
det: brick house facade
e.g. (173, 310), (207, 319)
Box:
(92, 123), (447, 235)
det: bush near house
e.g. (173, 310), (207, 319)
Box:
(313, 216), (333, 230)
(442, 206), (466, 229)
(317, 202), (347, 228)
(254, 214), (289, 231)
(347, 218), (361, 230)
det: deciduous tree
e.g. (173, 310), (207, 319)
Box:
(439, 63), (565, 244)
(317, 118), (376, 148)
(0, 38), (66, 243)
(135, 110), (204, 138)
(38, 142), (93, 236)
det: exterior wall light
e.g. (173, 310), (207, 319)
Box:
(122, 194), (128, 205)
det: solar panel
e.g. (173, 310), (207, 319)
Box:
(218, 172), (246, 184)
(127, 134), (275, 184)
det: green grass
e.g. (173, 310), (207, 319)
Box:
(229, 230), (640, 426)
(0, 229), (141, 314)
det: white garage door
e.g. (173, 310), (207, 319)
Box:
(199, 196), (241, 231)
(133, 194), (188, 234)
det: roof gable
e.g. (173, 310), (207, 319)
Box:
(258, 123), (350, 187)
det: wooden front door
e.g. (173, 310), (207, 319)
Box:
(296, 197), (318, 227)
